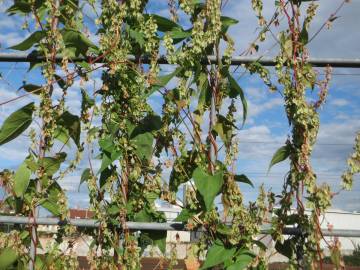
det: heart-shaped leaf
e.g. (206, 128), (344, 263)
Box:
(9, 31), (45, 51)
(200, 240), (236, 270)
(14, 161), (31, 197)
(58, 111), (81, 147)
(0, 248), (18, 269)
(0, 102), (35, 146)
(227, 74), (247, 127)
(234, 174), (254, 188)
(268, 145), (290, 173)
(193, 167), (224, 211)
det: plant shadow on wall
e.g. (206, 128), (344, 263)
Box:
(0, 0), (359, 270)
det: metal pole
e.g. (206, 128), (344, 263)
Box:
(1, 215), (360, 237)
(29, 212), (38, 270)
(29, 180), (42, 270)
(0, 216), (185, 230)
(1, 53), (360, 68)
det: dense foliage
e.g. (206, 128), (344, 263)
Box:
(0, 0), (358, 269)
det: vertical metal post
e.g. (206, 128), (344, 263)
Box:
(29, 221), (37, 270)
(29, 180), (40, 270)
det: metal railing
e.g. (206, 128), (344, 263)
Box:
(1, 53), (360, 68)
(1, 215), (360, 237)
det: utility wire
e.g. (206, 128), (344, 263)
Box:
(237, 140), (355, 146)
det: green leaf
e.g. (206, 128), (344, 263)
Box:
(168, 28), (192, 44)
(138, 233), (153, 254)
(58, 111), (81, 147)
(134, 207), (167, 253)
(98, 150), (121, 174)
(54, 74), (67, 90)
(216, 224), (232, 235)
(138, 229), (167, 254)
(61, 28), (98, 56)
(234, 174), (254, 188)
(19, 230), (29, 240)
(35, 256), (45, 270)
(148, 67), (182, 97)
(19, 84), (42, 95)
(156, 68), (183, 86)
(227, 74), (247, 127)
(6, 0), (44, 15)
(54, 126), (70, 147)
(175, 208), (197, 222)
(99, 167), (114, 189)
(107, 203), (120, 216)
(196, 71), (211, 114)
(0, 248), (18, 269)
(7, 2), (31, 14)
(98, 136), (114, 153)
(25, 153), (38, 172)
(79, 168), (91, 190)
(77, 61), (91, 70)
(253, 240), (267, 251)
(148, 230), (167, 254)
(268, 145), (290, 173)
(129, 28), (145, 48)
(221, 16), (238, 33)
(131, 132), (154, 161)
(9, 31), (45, 50)
(14, 161), (31, 197)
(200, 240), (236, 270)
(41, 199), (60, 216)
(130, 115), (162, 138)
(81, 88), (95, 115)
(144, 191), (160, 204)
(213, 115), (236, 145)
(42, 152), (67, 176)
(0, 102), (35, 146)
(300, 26), (308, 45)
(226, 253), (254, 270)
(193, 167), (224, 211)
(275, 239), (294, 259)
(134, 208), (152, 222)
(169, 151), (198, 192)
(146, 14), (182, 32)
(40, 182), (62, 216)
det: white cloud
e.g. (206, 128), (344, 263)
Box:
(329, 98), (349, 107)
(0, 31), (25, 49)
(0, 143), (28, 167)
(222, 0), (359, 58)
(0, 16), (21, 29)
(58, 175), (82, 192)
(246, 87), (267, 102)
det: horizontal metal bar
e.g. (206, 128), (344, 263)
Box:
(1, 215), (360, 237)
(0, 53), (360, 68)
(281, 227), (360, 238)
(0, 216), (185, 231)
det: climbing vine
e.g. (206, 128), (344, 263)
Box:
(0, 0), (357, 269)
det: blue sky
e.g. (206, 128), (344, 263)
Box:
(0, 0), (359, 212)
